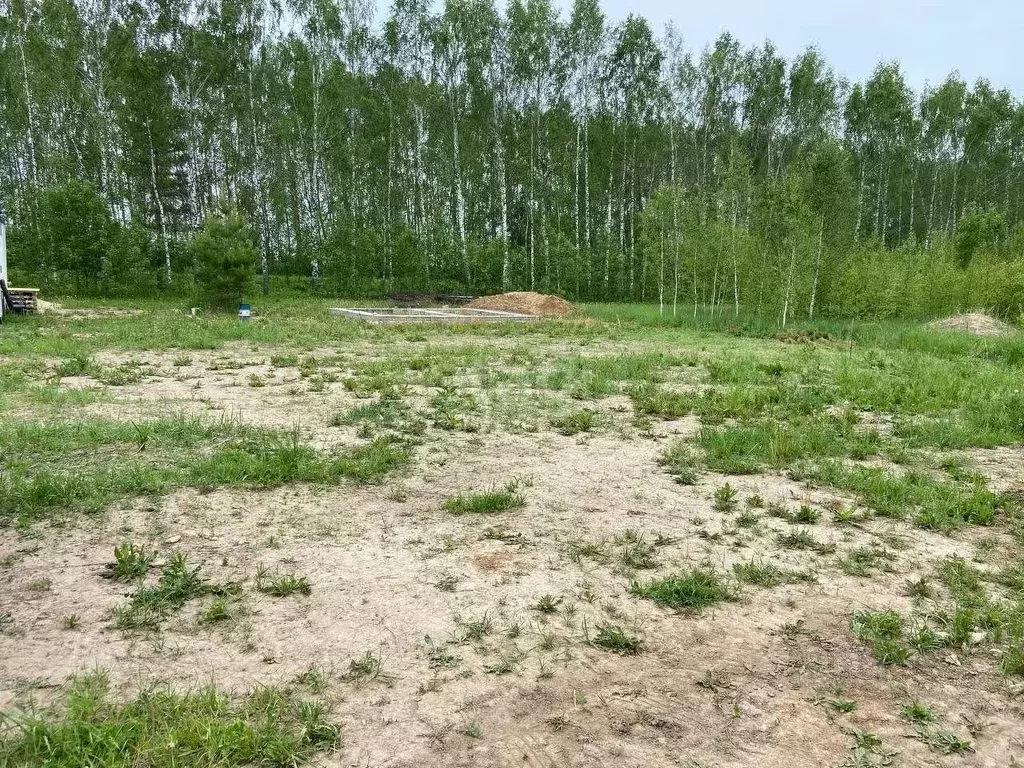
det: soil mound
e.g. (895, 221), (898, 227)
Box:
(927, 312), (1015, 337)
(466, 291), (575, 317)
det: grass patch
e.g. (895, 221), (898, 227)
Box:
(618, 534), (658, 570)
(936, 556), (987, 606)
(567, 539), (607, 563)
(443, 483), (525, 515)
(459, 612), (494, 642)
(341, 650), (392, 686)
(659, 440), (700, 484)
(532, 594), (562, 614)
(590, 624), (642, 655)
(331, 393), (425, 437)
(803, 461), (1008, 532)
(255, 567), (312, 597)
(629, 568), (734, 612)
(113, 553), (235, 631)
(550, 409), (597, 436)
(915, 728), (973, 755)
(839, 546), (895, 577)
(777, 529), (834, 554)
(631, 385), (695, 419)
(851, 609), (910, 666)
(698, 414), (882, 474)
(1, 417), (408, 525)
(732, 560), (811, 587)
(900, 700), (937, 723)
(0, 673), (338, 766)
(457, 722), (483, 738)
(329, 437), (410, 483)
(201, 599), (233, 623)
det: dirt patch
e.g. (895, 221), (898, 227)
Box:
(50, 307), (146, 318)
(3, 431), (1021, 766)
(6, 327), (1024, 767)
(927, 312), (1016, 337)
(472, 551), (519, 573)
(467, 292), (576, 317)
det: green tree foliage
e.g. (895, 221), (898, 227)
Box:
(38, 181), (118, 292)
(2, 0), (1024, 320)
(955, 206), (1006, 268)
(189, 210), (258, 308)
(14, 181), (150, 295)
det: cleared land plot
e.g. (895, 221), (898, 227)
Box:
(1, 302), (1023, 767)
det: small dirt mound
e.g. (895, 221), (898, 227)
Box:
(466, 291), (575, 317)
(927, 313), (1015, 337)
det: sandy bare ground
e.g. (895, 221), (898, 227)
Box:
(2, 342), (1023, 767)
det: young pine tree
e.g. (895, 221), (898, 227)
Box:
(189, 209), (258, 308)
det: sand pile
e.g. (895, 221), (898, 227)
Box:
(927, 312), (1016, 337)
(467, 291), (575, 316)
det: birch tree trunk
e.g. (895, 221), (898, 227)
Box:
(658, 227), (664, 315)
(809, 214), (823, 318)
(497, 133), (510, 290)
(908, 162), (916, 239)
(926, 163), (939, 250)
(782, 243), (796, 327)
(731, 192), (739, 316)
(854, 161), (865, 241)
(18, 30), (41, 190)
(148, 125), (172, 288)
(450, 99), (470, 287)
(583, 121), (591, 291)
(413, 103), (429, 285)
(248, 66), (270, 296)
(529, 113), (536, 289)
(670, 121), (680, 318)
(604, 145), (613, 296)
(573, 123), (581, 288)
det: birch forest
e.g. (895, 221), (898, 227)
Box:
(4, 0), (1024, 319)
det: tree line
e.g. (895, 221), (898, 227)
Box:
(2, 0), (1024, 320)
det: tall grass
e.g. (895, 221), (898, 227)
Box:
(0, 673), (339, 766)
(803, 461), (1008, 532)
(0, 415), (409, 524)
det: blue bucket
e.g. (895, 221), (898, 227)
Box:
(238, 303), (251, 322)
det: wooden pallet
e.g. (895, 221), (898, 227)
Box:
(1, 283), (39, 313)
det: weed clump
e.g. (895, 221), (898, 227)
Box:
(443, 483), (525, 515)
(713, 483), (739, 512)
(630, 568), (734, 612)
(550, 409), (597, 436)
(851, 609), (910, 666)
(110, 542), (154, 582)
(113, 554), (240, 631)
(732, 560), (811, 587)
(591, 624), (642, 655)
(659, 440), (700, 485)
(255, 566), (311, 597)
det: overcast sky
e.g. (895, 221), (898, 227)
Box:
(551, 0), (1024, 96)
